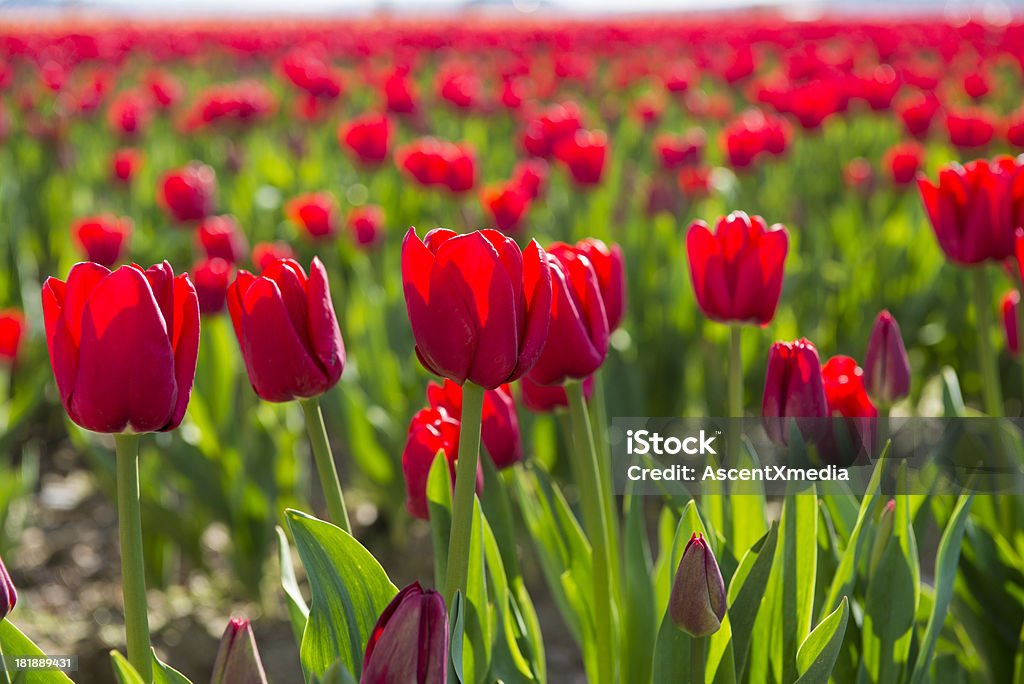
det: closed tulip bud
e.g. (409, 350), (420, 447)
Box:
(402, 228), (552, 390)
(687, 211), (789, 325)
(864, 310), (911, 405)
(71, 215), (132, 267)
(227, 258), (345, 402)
(572, 238), (626, 331)
(402, 405), (482, 519)
(883, 142), (924, 187)
(287, 193), (339, 241)
(0, 309), (27, 366)
(526, 246), (609, 387)
(159, 162), (216, 224)
(1003, 291), (1019, 356)
(347, 205), (385, 249)
(197, 216), (248, 264)
(193, 258), (233, 315)
(762, 338), (829, 446)
(519, 374), (594, 413)
(251, 241), (295, 271)
(361, 582), (448, 684)
(210, 618), (268, 684)
(0, 554), (14, 619)
(669, 533), (726, 637)
(511, 158), (548, 200)
(427, 379), (521, 469)
(42, 262), (200, 433)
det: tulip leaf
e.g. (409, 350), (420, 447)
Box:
(651, 612), (691, 683)
(727, 523), (779, 679)
(480, 455), (520, 579)
(1014, 620), (1024, 684)
(449, 591), (466, 684)
(152, 650), (192, 684)
(780, 487), (818, 683)
(285, 508), (398, 681)
(0, 620), (74, 683)
(795, 596), (849, 684)
(427, 450), (453, 587)
(461, 497), (492, 684)
(313, 660), (357, 684)
(652, 505), (678, 619)
(861, 520), (917, 683)
(110, 651), (146, 684)
(620, 493), (656, 684)
(276, 526), (310, 649)
(908, 494), (973, 684)
(728, 438), (767, 553)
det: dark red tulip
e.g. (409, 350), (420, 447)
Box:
(427, 379), (521, 469)
(568, 238), (626, 331)
(821, 355), (878, 463)
(0, 309), (25, 365)
(1003, 291), (1019, 356)
(654, 129), (705, 171)
(511, 158), (548, 200)
(339, 112), (391, 167)
(917, 158), (1019, 265)
(526, 246), (609, 387)
(159, 162), (216, 224)
(286, 193), (339, 241)
(1007, 109), (1024, 149)
(361, 582), (448, 684)
(107, 89), (150, 138)
(0, 553), (15, 619)
(864, 310), (911, 405)
(481, 183), (530, 234)
(897, 92), (940, 139)
(963, 71), (990, 100)
(554, 129), (607, 186)
(519, 374), (594, 413)
(883, 142), (924, 187)
(946, 109), (996, 150)
(668, 533), (726, 637)
(112, 147), (142, 184)
(197, 215), (248, 264)
(71, 215), (132, 267)
(402, 405), (481, 520)
(227, 258), (345, 402)
(347, 205), (385, 248)
(251, 241), (295, 271)
(686, 211), (788, 325)
(193, 258), (233, 315)
(762, 338), (829, 446)
(42, 262), (200, 433)
(402, 228), (552, 390)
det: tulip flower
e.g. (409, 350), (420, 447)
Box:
(339, 112), (391, 166)
(762, 338), (829, 446)
(945, 109), (996, 150)
(1006, 108), (1024, 149)
(481, 183), (530, 234)
(511, 158), (548, 200)
(210, 618), (269, 684)
(401, 228), (552, 390)
(0, 553), (15, 619)
(111, 147), (142, 184)
(347, 205), (385, 248)
(654, 129), (705, 170)
(397, 139), (477, 194)
(193, 258), (233, 315)
(686, 211), (789, 325)
(669, 533), (726, 637)
(843, 158), (873, 192)
(566, 238), (626, 331)
(554, 129), (607, 186)
(197, 216), (248, 263)
(427, 379), (521, 469)
(159, 162), (216, 223)
(526, 246), (609, 387)
(917, 158), (1018, 265)
(361, 582), (448, 684)
(286, 193), (339, 241)
(1002, 291), (1019, 356)
(107, 89), (151, 138)
(402, 404), (482, 520)
(519, 374), (594, 413)
(883, 142), (924, 187)
(227, 257), (344, 402)
(522, 102), (583, 158)
(71, 215), (132, 267)
(42, 261), (200, 434)
(0, 309), (25, 366)
(251, 241), (295, 271)
(863, 310), (911, 406)
(896, 92), (939, 139)
(383, 66), (418, 115)
(821, 355), (878, 463)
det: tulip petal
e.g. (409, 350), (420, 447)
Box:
(42, 277), (78, 406)
(164, 274), (200, 431)
(510, 239), (552, 381)
(262, 259), (313, 352)
(62, 262), (112, 346)
(227, 270), (256, 345)
(306, 257), (346, 387)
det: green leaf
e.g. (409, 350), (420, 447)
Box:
(795, 596), (850, 684)
(313, 660), (357, 684)
(652, 612), (691, 682)
(727, 523), (779, 679)
(909, 494), (973, 684)
(110, 652), (145, 684)
(285, 509), (397, 681)
(277, 526), (311, 649)
(780, 488), (818, 683)
(153, 650), (192, 684)
(619, 494), (656, 684)
(449, 592), (466, 684)
(0, 621), (74, 684)
(427, 450), (453, 587)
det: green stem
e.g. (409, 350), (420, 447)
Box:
(114, 433), (153, 684)
(971, 267), (1003, 417)
(300, 398), (352, 534)
(444, 382), (485, 605)
(728, 325), (743, 418)
(690, 636), (706, 684)
(566, 380), (615, 684)
(589, 371), (620, 593)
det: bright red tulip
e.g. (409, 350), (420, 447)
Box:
(339, 112), (391, 167)
(159, 162), (216, 224)
(946, 109), (996, 150)
(821, 355), (878, 462)
(762, 338), (829, 446)
(883, 141), (924, 187)
(567, 238), (626, 331)
(511, 158), (548, 200)
(1007, 108), (1024, 149)
(286, 193), (339, 241)
(42, 262), (200, 433)
(427, 379), (521, 469)
(519, 374), (594, 413)
(864, 310), (911, 405)
(107, 89), (150, 138)
(402, 228), (552, 390)
(0, 309), (25, 365)
(361, 582), (448, 684)
(227, 258), (345, 402)
(112, 147), (142, 184)
(481, 183), (530, 234)
(1003, 291), (1019, 356)
(251, 242), (295, 271)
(347, 205), (385, 248)
(193, 258), (233, 315)
(655, 129), (705, 171)
(897, 92), (940, 139)
(554, 129), (607, 186)
(402, 404), (481, 520)
(686, 211), (788, 325)
(197, 215), (248, 264)
(71, 215), (132, 267)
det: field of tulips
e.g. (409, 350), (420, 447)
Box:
(2, 11), (1024, 684)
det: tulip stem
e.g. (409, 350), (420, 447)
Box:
(971, 267), (1003, 416)
(300, 398), (352, 534)
(445, 381), (485, 606)
(566, 380), (615, 684)
(114, 433), (153, 684)
(589, 371), (620, 594)
(690, 636), (706, 684)
(729, 325), (743, 417)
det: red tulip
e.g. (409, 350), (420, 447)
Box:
(917, 158), (1019, 265)
(112, 147), (142, 184)
(193, 258), (233, 315)
(567, 238), (626, 331)
(402, 404), (481, 520)
(883, 142), (924, 187)
(0, 553), (15, 619)
(522, 102), (583, 159)
(963, 71), (990, 100)
(361, 582), (448, 684)
(762, 338), (829, 446)
(347, 205), (385, 248)
(397, 139), (477, 194)
(686, 211), (788, 325)
(146, 70), (183, 109)
(251, 241), (295, 271)
(383, 66), (418, 115)
(159, 162), (216, 224)
(678, 166), (713, 198)
(481, 183), (530, 234)
(339, 112), (391, 167)
(946, 109), (996, 150)
(227, 258), (345, 403)
(896, 92), (940, 139)
(197, 215), (248, 264)
(519, 374), (594, 413)
(654, 129), (705, 171)
(864, 310), (911, 405)
(821, 355), (878, 463)
(526, 246), (609, 387)
(511, 158), (548, 200)
(1007, 108), (1024, 149)
(554, 129), (607, 186)
(71, 215), (132, 267)
(42, 262), (200, 433)
(1003, 291), (1019, 356)
(286, 193), (339, 241)
(402, 228), (552, 390)
(0, 309), (25, 365)
(107, 90), (150, 138)
(427, 379), (521, 469)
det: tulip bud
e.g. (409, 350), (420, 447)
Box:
(868, 499), (896, 574)
(71, 215), (132, 268)
(863, 310), (911, 406)
(669, 533), (726, 637)
(159, 162), (217, 224)
(286, 193), (339, 242)
(0, 554), (16, 619)
(361, 582), (448, 684)
(210, 618), (268, 684)
(762, 338), (829, 446)
(197, 216), (248, 264)
(339, 112), (391, 167)
(1003, 291), (1020, 356)
(193, 258), (233, 316)
(0, 309), (26, 366)
(111, 148), (142, 184)
(347, 205), (386, 249)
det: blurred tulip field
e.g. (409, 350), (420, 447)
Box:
(1, 11), (1024, 684)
